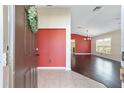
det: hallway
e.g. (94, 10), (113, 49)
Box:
(38, 69), (106, 88)
(71, 55), (121, 88)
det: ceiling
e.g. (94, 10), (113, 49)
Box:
(39, 5), (121, 37)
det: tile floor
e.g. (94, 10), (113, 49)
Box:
(38, 69), (106, 88)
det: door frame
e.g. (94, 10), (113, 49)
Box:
(0, 5), (4, 88)
(8, 5), (15, 88)
(121, 6), (124, 88)
(71, 39), (76, 54)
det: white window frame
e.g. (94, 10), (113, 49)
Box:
(96, 38), (111, 54)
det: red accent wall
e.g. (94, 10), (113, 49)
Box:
(37, 29), (66, 67)
(71, 34), (91, 53)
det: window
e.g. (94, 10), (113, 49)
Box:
(96, 38), (111, 54)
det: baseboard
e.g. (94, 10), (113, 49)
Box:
(74, 53), (92, 55)
(92, 54), (121, 62)
(65, 68), (71, 71)
(37, 67), (66, 70)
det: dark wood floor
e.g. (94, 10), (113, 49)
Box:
(71, 55), (121, 88)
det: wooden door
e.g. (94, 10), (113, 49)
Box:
(37, 29), (66, 67)
(15, 5), (37, 88)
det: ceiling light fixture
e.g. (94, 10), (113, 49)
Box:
(92, 6), (102, 12)
(84, 30), (91, 41)
(77, 26), (82, 29)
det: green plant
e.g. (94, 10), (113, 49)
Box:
(26, 6), (38, 33)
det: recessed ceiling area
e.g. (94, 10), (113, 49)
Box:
(38, 5), (121, 37)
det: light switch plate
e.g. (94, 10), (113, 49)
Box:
(122, 52), (124, 61)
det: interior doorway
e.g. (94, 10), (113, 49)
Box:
(71, 39), (76, 54)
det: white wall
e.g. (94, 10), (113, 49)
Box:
(38, 7), (71, 70)
(92, 30), (121, 62)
